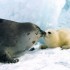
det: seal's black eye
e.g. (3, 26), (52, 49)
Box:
(48, 31), (51, 34)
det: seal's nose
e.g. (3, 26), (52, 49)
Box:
(40, 30), (46, 37)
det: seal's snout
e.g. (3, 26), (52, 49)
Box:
(35, 25), (46, 37)
(40, 30), (46, 37)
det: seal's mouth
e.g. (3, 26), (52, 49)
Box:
(35, 25), (46, 37)
(40, 30), (46, 37)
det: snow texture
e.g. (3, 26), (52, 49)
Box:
(58, 0), (70, 28)
(1, 0), (70, 70)
(0, 43), (70, 70)
(0, 0), (65, 30)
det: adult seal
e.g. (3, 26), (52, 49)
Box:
(0, 18), (46, 63)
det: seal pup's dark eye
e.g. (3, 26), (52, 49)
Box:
(48, 31), (51, 34)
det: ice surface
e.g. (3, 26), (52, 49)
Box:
(58, 0), (70, 28)
(0, 0), (70, 70)
(0, 43), (70, 70)
(0, 0), (65, 30)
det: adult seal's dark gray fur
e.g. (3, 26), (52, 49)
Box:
(0, 18), (46, 63)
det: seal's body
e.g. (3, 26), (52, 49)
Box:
(0, 18), (46, 63)
(40, 28), (70, 49)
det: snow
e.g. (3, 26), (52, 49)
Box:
(1, 0), (70, 70)
(58, 0), (70, 28)
(1, 43), (70, 70)
(0, 0), (65, 30)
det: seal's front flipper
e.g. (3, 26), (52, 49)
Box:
(61, 45), (70, 49)
(40, 45), (48, 49)
(0, 50), (19, 63)
(29, 47), (35, 51)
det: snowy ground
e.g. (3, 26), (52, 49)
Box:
(0, 43), (70, 70)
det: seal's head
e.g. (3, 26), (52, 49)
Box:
(33, 24), (46, 38)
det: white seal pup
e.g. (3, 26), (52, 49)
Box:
(40, 28), (70, 49)
(0, 18), (46, 63)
